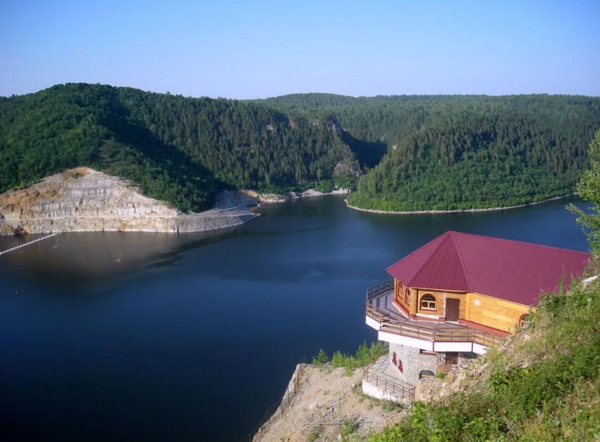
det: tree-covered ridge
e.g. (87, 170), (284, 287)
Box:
(116, 87), (358, 191)
(261, 93), (600, 211)
(0, 84), (358, 212)
(348, 103), (598, 211)
(0, 84), (217, 212)
(2, 85), (600, 213)
(252, 93), (363, 111)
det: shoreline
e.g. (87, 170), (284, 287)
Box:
(0, 186), (349, 236)
(0, 190), (260, 236)
(240, 188), (351, 205)
(344, 193), (577, 215)
(0, 211), (259, 236)
(3, 177), (578, 235)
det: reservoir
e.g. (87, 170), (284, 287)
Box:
(0, 195), (590, 442)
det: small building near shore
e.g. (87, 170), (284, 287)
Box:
(363, 231), (590, 403)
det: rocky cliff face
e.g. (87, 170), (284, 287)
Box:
(252, 364), (407, 442)
(0, 212), (15, 235)
(0, 168), (257, 234)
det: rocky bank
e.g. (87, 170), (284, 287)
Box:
(251, 355), (497, 442)
(253, 320), (546, 442)
(241, 188), (351, 204)
(0, 212), (14, 235)
(0, 168), (258, 235)
(252, 365), (408, 442)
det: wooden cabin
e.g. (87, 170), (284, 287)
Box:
(363, 231), (591, 395)
(386, 231), (590, 334)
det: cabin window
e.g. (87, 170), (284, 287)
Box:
(404, 287), (410, 303)
(420, 294), (436, 310)
(518, 314), (530, 326)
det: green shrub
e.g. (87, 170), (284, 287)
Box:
(331, 351), (345, 368)
(312, 349), (329, 367)
(329, 341), (388, 373)
(313, 180), (334, 193)
(341, 418), (356, 441)
(355, 341), (388, 366)
(344, 357), (356, 376)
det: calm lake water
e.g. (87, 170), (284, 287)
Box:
(0, 195), (590, 442)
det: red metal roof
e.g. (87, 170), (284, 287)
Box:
(386, 231), (591, 306)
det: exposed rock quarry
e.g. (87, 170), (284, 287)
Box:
(0, 168), (258, 235)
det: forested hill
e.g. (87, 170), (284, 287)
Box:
(258, 93), (600, 211)
(0, 84), (359, 212)
(2, 86), (600, 214)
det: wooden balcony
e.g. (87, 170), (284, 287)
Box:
(366, 280), (504, 350)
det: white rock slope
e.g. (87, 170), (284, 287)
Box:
(0, 168), (257, 234)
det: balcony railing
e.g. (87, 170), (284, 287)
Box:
(366, 280), (504, 348)
(367, 279), (395, 299)
(363, 370), (415, 402)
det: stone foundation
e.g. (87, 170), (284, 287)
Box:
(388, 343), (438, 385)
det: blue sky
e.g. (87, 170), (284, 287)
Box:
(1, 0), (598, 98)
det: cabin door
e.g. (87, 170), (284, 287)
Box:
(446, 299), (459, 322)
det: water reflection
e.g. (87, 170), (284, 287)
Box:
(0, 228), (238, 292)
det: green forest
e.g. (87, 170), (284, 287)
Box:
(0, 84), (358, 212)
(2, 84), (600, 212)
(259, 93), (600, 211)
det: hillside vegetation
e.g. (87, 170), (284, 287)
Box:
(0, 84), (358, 212)
(2, 85), (600, 213)
(261, 94), (600, 211)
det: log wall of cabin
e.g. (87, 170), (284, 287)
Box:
(394, 279), (413, 314)
(394, 280), (402, 305)
(407, 286), (417, 315)
(464, 292), (531, 333)
(414, 289), (467, 319)
(394, 280), (403, 308)
(390, 279), (533, 333)
(415, 289), (444, 316)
